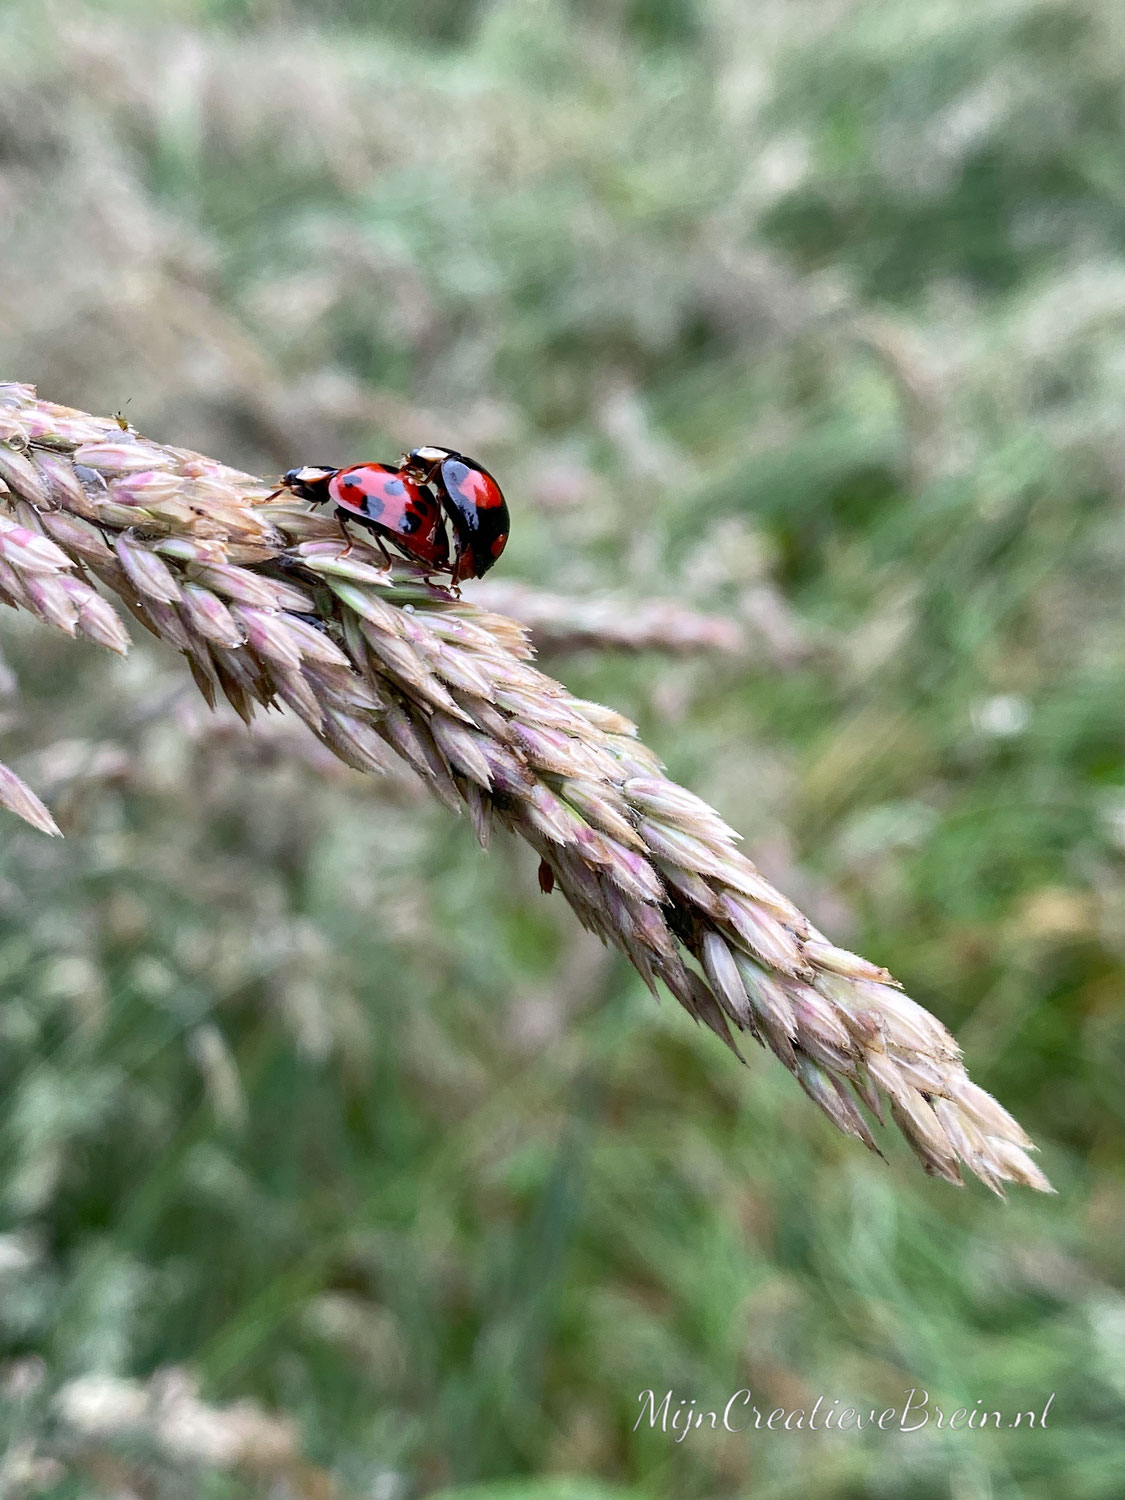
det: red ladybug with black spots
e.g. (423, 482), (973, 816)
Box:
(399, 446), (510, 582)
(278, 462), (450, 572)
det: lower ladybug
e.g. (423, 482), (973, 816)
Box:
(401, 446), (510, 583)
(279, 463), (450, 572)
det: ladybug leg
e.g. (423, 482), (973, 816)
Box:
(335, 512), (356, 558)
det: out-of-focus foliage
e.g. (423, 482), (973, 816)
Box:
(0, 0), (1123, 1495)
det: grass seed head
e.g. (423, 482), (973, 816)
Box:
(0, 384), (1052, 1194)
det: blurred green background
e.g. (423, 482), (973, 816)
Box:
(1, 0), (1124, 1495)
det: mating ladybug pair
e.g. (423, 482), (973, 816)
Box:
(278, 446), (509, 582)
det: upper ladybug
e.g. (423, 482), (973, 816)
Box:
(279, 462), (450, 572)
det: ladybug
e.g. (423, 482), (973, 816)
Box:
(279, 463), (450, 572)
(400, 446), (510, 582)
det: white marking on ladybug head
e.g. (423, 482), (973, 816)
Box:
(410, 446), (453, 463)
(292, 465), (334, 483)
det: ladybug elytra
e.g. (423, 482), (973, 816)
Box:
(400, 446), (510, 583)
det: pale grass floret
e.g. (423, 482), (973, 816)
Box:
(469, 578), (747, 655)
(0, 382), (1053, 1195)
(57, 1369), (296, 1474)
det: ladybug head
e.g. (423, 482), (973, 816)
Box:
(402, 445), (457, 478)
(406, 445), (455, 463)
(281, 465), (336, 503)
